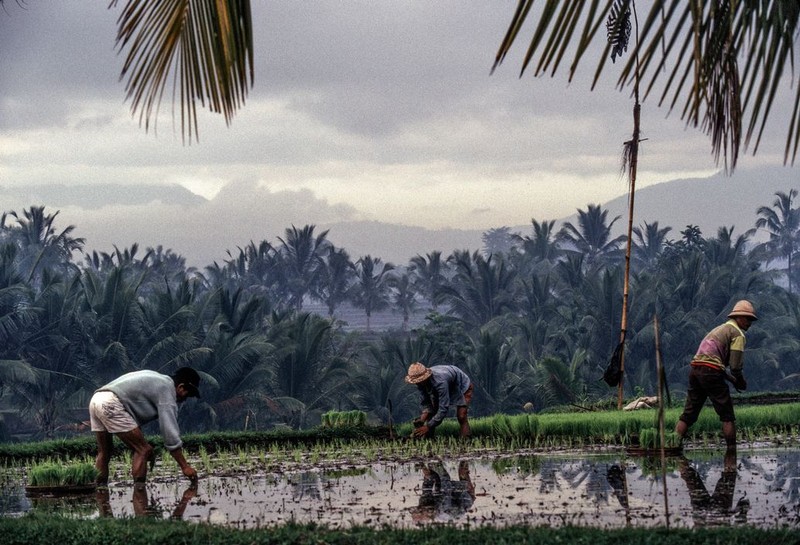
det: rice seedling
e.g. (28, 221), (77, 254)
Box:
(321, 410), (367, 428)
(27, 459), (98, 487)
(637, 428), (681, 449)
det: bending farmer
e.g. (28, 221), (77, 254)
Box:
(675, 300), (757, 449)
(405, 362), (473, 438)
(89, 367), (201, 485)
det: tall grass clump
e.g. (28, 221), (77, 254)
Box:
(637, 428), (681, 449)
(321, 410), (367, 428)
(27, 460), (98, 487)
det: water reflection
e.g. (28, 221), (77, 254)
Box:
(409, 460), (475, 523)
(2, 448), (799, 529)
(676, 450), (746, 526)
(96, 483), (197, 520)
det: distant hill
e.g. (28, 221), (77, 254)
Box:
(325, 164), (799, 262)
(0, 165), (795, 268)
(555, 165), (799, 242)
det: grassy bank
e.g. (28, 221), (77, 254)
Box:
(0, 515), (797, 545)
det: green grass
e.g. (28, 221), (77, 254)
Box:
(2, 403), (798, 463)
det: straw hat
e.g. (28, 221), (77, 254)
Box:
(728, 300), (758, 321)
(405, 362), (432, 384)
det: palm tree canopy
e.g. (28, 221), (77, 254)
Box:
(492, 0), (800, 170)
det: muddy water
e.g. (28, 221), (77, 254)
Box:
(4, 448), (799, 530)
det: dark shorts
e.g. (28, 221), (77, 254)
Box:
(679, 365), (735, 425)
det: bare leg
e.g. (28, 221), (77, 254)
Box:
(456, 406), (470, 438)
(115, 427), (154, 483)
(94, 431), (114, 485)
(722, 421), (736, 449)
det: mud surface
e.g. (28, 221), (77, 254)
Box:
(3, 448), (799, 530)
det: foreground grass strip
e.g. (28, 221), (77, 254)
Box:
(0, 516), (797, 545)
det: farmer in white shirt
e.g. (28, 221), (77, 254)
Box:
(89, 367), (201, 485)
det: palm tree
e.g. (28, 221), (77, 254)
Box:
(220, 240), (285, 306)
(0, 244), (38, 398)
(11, 274), (91, 436)
(277, 225), (330, 311)
(189, 288), (273, 431)
(5, 206), (84, 286)
(631, 221), (672, 271)
(558, 204), (626, 268)
(315, 246), (355, 318)
(492, 0), (800, 169)
(755, 189), (800, 293)
(409, 251), (448, 312)
(266, 312), (351, 428)
(351, 256), (394, 332)
(352, 335), (432, 424)
(482, 227), (516, 256)
(439, 251), (518, 330)
(514, 219), (562, 268)
(465, 327), (524, 415)
(704, 226), (754, 268)
(387, 271), (418, 332)
(527, 354), (588, 408)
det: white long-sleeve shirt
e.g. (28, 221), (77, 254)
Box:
(98, 370), (184, 451)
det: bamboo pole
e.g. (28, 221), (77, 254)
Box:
(654, 313), (671, 527)
(617, 1), (642, 410)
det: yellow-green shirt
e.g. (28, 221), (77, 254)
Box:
(691, 319), (746, 372)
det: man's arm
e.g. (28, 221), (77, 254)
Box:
(427, 379), (451, 428)
(169, 447), (197, 481)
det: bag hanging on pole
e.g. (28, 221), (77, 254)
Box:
(602, 341), (624, 387)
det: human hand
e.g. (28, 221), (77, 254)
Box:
(732, 372), (747, 391)
(182, 465), (198, 482)
(412, 425), (429, 438)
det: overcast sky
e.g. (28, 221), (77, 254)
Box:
(0, 1), (795, 267)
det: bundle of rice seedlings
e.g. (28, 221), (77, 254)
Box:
(28, 460), (98, 487)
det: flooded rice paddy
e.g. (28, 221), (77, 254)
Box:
(2, 447), (799, 530)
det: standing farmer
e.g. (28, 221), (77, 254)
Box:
(675, 300), (757, 450)
(89, 367), (201, 485)
(405, 362), (474, 439)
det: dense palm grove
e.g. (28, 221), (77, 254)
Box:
(1, 191), (799, 440)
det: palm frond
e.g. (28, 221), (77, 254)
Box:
(111, 0), (254, 143)
(493, 0), (800, 169)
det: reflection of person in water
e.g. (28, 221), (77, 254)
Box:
(606, 464), (629, 509)
(678, 450), (748, 526)
(96, 483), (197, 520)
(410, 461), (475, 522)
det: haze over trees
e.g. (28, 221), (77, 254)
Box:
(0, 197), (798, 439)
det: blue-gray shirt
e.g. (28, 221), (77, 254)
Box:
(418, 365), (472, 428)
(98, 370), (184, 451)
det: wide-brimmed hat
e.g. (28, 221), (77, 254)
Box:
(728, 299), (758, 321)
(405, 362), (432, 384)
(173, 367), (201, 398)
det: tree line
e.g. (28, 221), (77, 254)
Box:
(0, 189), (798, 439)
